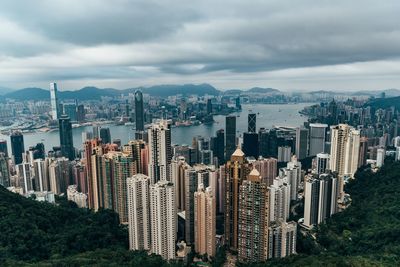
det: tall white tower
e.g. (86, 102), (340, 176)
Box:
(50, 82), (59, 120)
(148, 120), (172, 184)
(150, 180), (176, 260)
(127, 174), (151, 251)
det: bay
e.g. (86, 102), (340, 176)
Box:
(0, 103), (309, 154)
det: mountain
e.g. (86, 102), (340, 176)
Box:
(0, 87), (14, 95)
(4, 87), (50, 101)
(365, 95), (400, 111)
(140, 83), (220, 96)
(3, 83), (221, 101)
(246, 87), (280, 94)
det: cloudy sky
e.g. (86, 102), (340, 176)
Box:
(0, 0), (400, 91)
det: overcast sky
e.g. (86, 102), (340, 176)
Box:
(0, 0), (400, 91)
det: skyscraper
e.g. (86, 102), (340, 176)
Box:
(11, 131), (25, 165)
(243, 132), (259, 158)
(184, 166), (197, 245)
(0, 139), (8, 158)
(148, 120), (172, 184)
(224, 147), (250, 251)
(99, 127), (111, 144)
(295, 127), (309, 159)
(269, 177), (290, 223)
(304, 172), (338, 228)
(135, 90), (145, 132)
(316, 153), (330, 174)
(127, 174), (151, 251)
(50, 82), (60, 120)
(225, 116), (236, 161)
(309, 123), (327, 156)
(268, 221), (297, 259)
(248, 113), (256, 133)
(0, 153), (10, 187)
(212, 129), (225, 165)
(194, 184), (216, 257)
(237, 168), (269, 263)
(150, 180), (176, 260)
(59, 115), (75, 160)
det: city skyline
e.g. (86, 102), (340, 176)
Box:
(0, 1), (400, 90)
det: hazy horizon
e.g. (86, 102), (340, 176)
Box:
(1, 1), (400, 91)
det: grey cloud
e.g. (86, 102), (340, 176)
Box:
(0, 0), (400, 90)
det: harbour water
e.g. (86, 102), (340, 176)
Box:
(0, 103), (309, 154)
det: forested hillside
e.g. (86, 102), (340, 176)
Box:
(243, 160), (400, 266)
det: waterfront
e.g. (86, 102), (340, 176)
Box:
(0, 103), (309, 154)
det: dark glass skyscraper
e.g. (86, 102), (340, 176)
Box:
(225, 116), (236, 160)
(59, 114), (75, 160)
(248, 113), (256, 133)
(11, 131), (24, 164)
(0, 139), (8, 158)
(100, 127), (111, 144)
(243, 132), (259, 158)
(135, 90), (145, 132)
(211, 129), (225, 165)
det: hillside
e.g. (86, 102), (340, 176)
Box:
(245, 160), (400, 266)
(0, 187), (174, 266)
(365, 96), (400, 111)
(3, 83), (221, 101)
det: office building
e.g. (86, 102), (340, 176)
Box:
(63, 103), (77, 122)
(248, 113), (257, 133)
(135, 90), (145, 132)
(212, 129), (225, 165)
(59, 115), (75, 160)
(225, 116), (236, 160)
(309, 123), (327, 156)
(243, 132), (259, 158)
(127, 174), (151, 251)
(184, 166), (198, 245)
(0, 139), (8, 158)
(11, 131), (25, 165)
(100, 127), (111, 144)
(50, 82), (60, 120)
(194, 184), (216, 257)
(295, 127), (309, 159)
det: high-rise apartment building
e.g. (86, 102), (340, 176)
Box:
(309, 123), (327, 156)
(148, 120), (172, 184)
(253, 157), (277, 186)
(268, 221), (297, 259)
(316, 153), (330, 174)
(127, 174), (151, 251)
(224, 147), (250, 251)
(150, 180), (176, 260)
(268, 177), (290, 223)
(194, 184), (216, 257)
(237, 168), (269, 263)
(304, 172), (338, 228)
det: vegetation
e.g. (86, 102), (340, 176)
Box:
(0, 187), (178, 266)
(2, 160), (400, 266)
(366, 96), (400, 111)
(245, 159), (400, 266)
